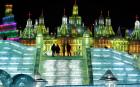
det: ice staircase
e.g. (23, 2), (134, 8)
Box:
(90, 48), (140, 85)
(39, 58), (86, 86)
(0, 40), (37, 77)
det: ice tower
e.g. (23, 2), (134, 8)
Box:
(0, 4), (18, 41)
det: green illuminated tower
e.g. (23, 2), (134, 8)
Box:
(130, 15), (140, 40)
(22, 12), (35, 39)
(96, 10), (105, 38)
(37, 10), (49, 36)
(60, 9), (68, 36)
(105, 11), (115, 37)
(95, 11), (115, 38)
(69, 0), (81, 25)
(72, 0), (79, 16)
(69, 0), (85, 36)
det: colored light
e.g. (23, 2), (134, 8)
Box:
(7, 37), (19, 40)
(0, 22), (16, 32)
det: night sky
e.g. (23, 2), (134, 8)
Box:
(0, 0), (140, 32)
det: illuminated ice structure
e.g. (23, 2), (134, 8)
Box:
(19, 0), (90, 56)
(130, 15), (140, 40)
(100, 70), (118, 87)
(40, 60), (84, 86)
(95, 11), (115, 38)
(21, 12), (35, 39)
(0, 40), (36, 86)
(16, 0), (140, 55)
(57, 0), (86, 37)
(18, 0), (140, 55)
(90, 48), (140, 86)
(36, 48), (140, 87)
(93, 14), (140, 54)
(0, 4), (19, 41)
(0, 40), (140, 86)
(0, 1), (140, 87)
(20, 11), (49, 46)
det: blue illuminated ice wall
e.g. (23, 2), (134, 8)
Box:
(90, 48), (140, 86)
(0, 40), (37, 77)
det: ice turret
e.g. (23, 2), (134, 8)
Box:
(22, 12), (35, 39)
(130, 15), (140, 40)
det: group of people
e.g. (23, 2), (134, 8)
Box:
(51, 43), (71, 57)
(51, 44), (60, 56)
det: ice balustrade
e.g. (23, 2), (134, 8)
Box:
(45, 85), (140, 87)
(90, 48), (140, 86)
(0, 40), (37, 77)
(39, 60), (83, 86)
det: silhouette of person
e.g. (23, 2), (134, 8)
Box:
(51, 44), (56, 57)
(77, 46), (81, 56)
(62, 43), (66, 56)
(66, 43), (71, 56)
(56, 44), (60, 56)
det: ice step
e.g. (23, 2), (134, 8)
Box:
(39, 60), (84, 86)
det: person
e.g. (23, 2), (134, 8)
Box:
(56, 44), (60, 56)
(62, 43), (66, 56)
(66, 43), (71, 56)
(51, 44), (56, 57)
